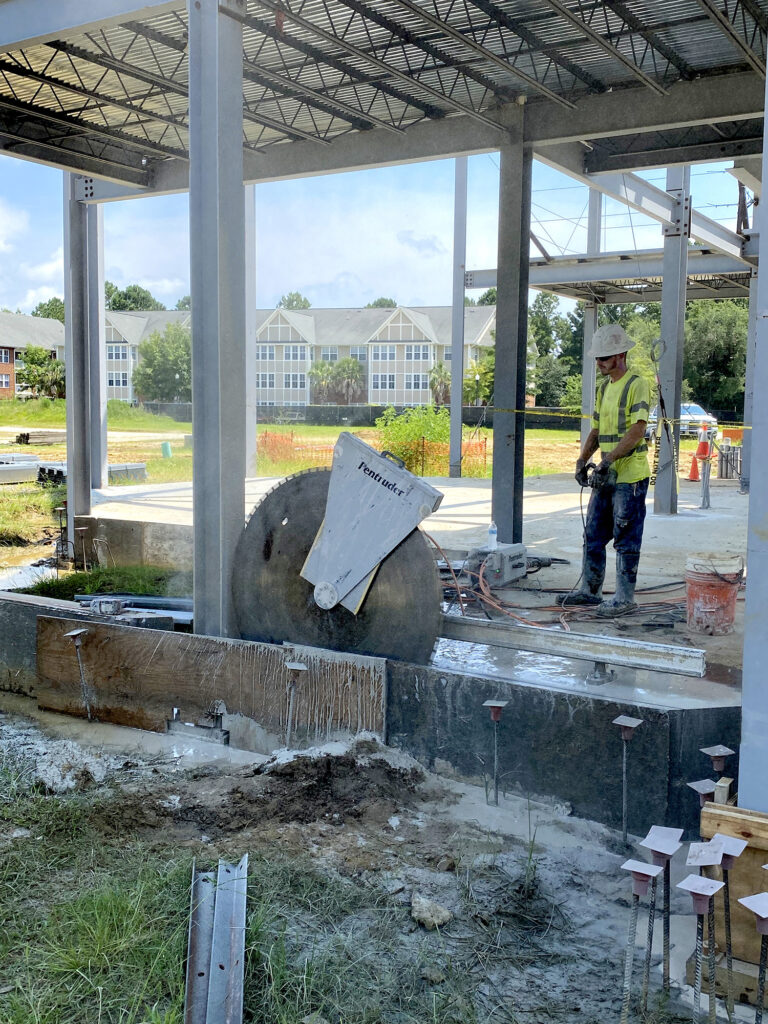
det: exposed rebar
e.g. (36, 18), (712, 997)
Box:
(694, 913), (704, 1024)
(493, 718), (499, 806)
(663, 861), (671, 994)
(723, 869), (734, 1020)
(620, 892), (640, 1024)
(622, 738), (628, 845)
(642, 875), (658, 1014)
(708, 896), (717, 1024)
(74, 641), (92, 722)
(757, 934), (768, 1024)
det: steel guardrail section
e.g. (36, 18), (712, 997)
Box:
(441, 615), (706, 677)
(184, 856), (248, 1024)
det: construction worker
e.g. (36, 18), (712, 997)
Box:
(559, 323), (651, 616)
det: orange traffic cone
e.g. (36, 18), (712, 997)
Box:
(689, 422), (710, 482)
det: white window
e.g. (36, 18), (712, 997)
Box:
(372, 345), (396, 361)
(108, 372), (128, 387)
(256, 345), (275, 360)
(350, 346), (367, 362)
(0, 373), (9, 388)
(283, 345), (306, 361)
(405, 374), (430, 390)
(444, 349), (451, 361)
(0, 349), (10, 363)
(258, 400), (276, 406)
(321, 346), (338, 363)
(14, 350), (24, 363)
(121, 372), (128, 387)
(257, 373), (275, 388)
(372, 373), (396, 390)
(107, 344), (128, 361)
(131, 347), (138, 361)
(405, 344), (429, 361)
(283, 373), (306, 389)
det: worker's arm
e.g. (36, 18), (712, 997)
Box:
(601, 420), (647, 464)
(578, 428), (599, 464)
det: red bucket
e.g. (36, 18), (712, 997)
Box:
(685, 553), (743, 635)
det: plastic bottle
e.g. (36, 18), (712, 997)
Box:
(488, 521), (498, 550)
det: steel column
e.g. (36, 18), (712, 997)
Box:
(654, 166), (690, 515)
(449, 156), (468, 478)
(87, 204), (107, 490)
(245, 184), (257, 477)
(741, 266), (758, 493)
(63, 172), (91, 556)
(188, 0), (246, 637)
(492, 137), (531, 543)
(581, 302), (598, 448)
(580, 189), (602, 447)
(738, 70), (768, 814)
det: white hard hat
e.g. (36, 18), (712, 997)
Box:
(587, 323), (635, 359)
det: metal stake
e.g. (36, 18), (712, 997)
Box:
(757, 933), (768, 1024)
(664, 861), (672, 994)
(482, 700), (508, 806)
(613, 716), (643, 844)
(723, 868), (734, 1019)
(695, 912), (705, 1024)
(283, 660), (308, 748)
(64, 628), (92, 722)
(641, 875), (658, 1014)
(708, 896), (717, 1024)
(620, 893), (640, 1024)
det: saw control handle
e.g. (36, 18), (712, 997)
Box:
(380, 450), (406, 469)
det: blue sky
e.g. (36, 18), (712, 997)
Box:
(0, 150), (744, 314)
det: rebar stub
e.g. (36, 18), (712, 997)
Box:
(738, 892), (768, 934)
(621, 859), (663, 897)
(482, 699), (509, 722)
(711, 832), (748, 871)
(700, 744), (735, 773)
(639, 825), (683, 865)
(613, 715), (643, 742)
(687, 778), (717, 807)
(677, 874), (724, 915)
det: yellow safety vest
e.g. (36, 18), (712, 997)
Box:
(591, 372), (651, 484)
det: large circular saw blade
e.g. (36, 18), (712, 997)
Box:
(232, 468), (442, 663)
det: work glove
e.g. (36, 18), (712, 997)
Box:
(592, 458), (617, 490)
(574, 458), (590, 487)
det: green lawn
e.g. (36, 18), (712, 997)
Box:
(0, 398), (189, 433)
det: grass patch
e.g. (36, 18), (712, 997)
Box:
(18, 565), (192, 601)
(0, 398), (188, 433)
(0, 484), (66, 545)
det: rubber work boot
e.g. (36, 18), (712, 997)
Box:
(595, 552), (640, 618)
(556, 591), (602, 607)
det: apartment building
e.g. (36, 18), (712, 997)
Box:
(253, 304), (496, 407)
(1, 305), (496, 406)
(0, 310), (65, 397)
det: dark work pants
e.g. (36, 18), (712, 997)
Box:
(583, 477), (649, 597)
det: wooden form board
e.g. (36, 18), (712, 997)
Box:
(36, 616), (385, 747)
(701, 803), (768, 966)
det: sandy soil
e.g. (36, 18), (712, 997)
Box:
(0, 706), (703, 1023)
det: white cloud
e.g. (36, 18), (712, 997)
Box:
(22, 246), (63, 284)
(22, 284), (63, 309)
(0, 198), (29, 254)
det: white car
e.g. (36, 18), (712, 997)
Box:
(645, 403), (717, 443)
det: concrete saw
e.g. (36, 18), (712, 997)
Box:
(231, 467), (443, 663)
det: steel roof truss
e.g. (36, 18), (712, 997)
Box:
(692, 0), (766, 77)
(465, 0), (607, 92)
(370, 0), (575, 107)
(250, 0), (505, 129)
(600, 0), (696, 79)
(540, 0), (669, 94)
(242, 10), (445, 123)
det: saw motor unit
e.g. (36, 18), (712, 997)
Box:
(466, 542), (528, 587)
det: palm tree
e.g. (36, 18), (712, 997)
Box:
(429, 361), (451, 406)
(308, 360), (335, 403)
(332, 357), (366, 404)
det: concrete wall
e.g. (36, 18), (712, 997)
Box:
(386, 662), (741, 836)
(0, 592), (93, 695)
(76, 515), (193, 570)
